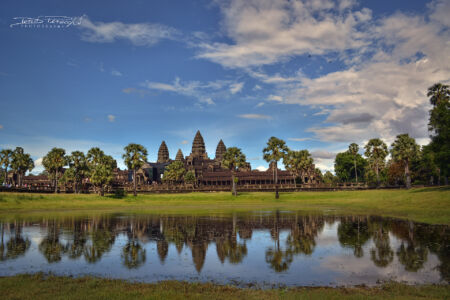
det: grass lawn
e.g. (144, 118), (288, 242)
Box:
(0, 187), (449, 224)
(0, 274), (448, 300)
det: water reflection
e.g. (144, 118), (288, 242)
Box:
(0, 212), (448, 286)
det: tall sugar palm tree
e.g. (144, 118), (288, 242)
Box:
(222, 147), (247, 196)
(348, 143), (359, 183)
(123, 143), (148, 196)
(390, 134), (419, 189)
(283, 150), (313, 187)
(42, 148), (68, 193)
(87, 148), (117, 196)
(0, 149), (13, 185)
(67, 151), (88, 193)
(10, 147), (34, 187)
(263, 137), (289, 199)
(364, 138), (388, 187)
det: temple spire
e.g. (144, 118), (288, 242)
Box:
(157, 141), (170, 163)
(191, 130), (206, 157)
(215, 139), (226, 161)
(175, 149), (184, 161)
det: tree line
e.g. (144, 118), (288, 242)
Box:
(1, 83), (448, 195)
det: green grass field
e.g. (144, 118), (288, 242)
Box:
(0, 187), (449, 224)
(0, 274), (448, 300)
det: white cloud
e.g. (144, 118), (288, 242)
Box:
(142, 77), (240, 105)
(80, 17), (178, 46)
(181, 140), (189, 145)
(230, 82), (244, 94)
(107, 114), (116, 122)
(238, 114), (272, 120)
(34, 157), (43, 167)
(255, 102), (265, 107)
(253, 84), (262, 90)
(197, 0), (372, 68)
(111, 69), (122, 76)
(268, 95), (283, 102)
(255, 165), (268, 171)
(288, 137), (313, 142)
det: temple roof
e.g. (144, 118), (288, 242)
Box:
(175, 149), (184, 161)
(215, 139), (226, 161)
(191, 130), (206, 157)
(157, 141), (170, 163)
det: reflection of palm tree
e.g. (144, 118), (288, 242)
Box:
(5, 225), (31, 260)
(39, 224), (66, 263)
(0, 223), (5, 261)
(397, 243), (428, 272)
(265, 247), (293, 272)
(122, 240), (146, 269)
(370, 221), (393, 267)
(157, 240), (169, 263)
(215, 235), (247, 264)
(83, 228), (115, 263)
(337, 218), (370, 258)
(67, 225), (87, 259)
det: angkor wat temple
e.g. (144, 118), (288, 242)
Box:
(134, 130), (320, 188)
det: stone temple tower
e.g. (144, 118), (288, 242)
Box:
(175, 149), (184, 161)
(215, 139), (226, 161)
(157, 141), (170, 163)
(191, 130), (208, 159)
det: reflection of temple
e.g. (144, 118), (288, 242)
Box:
(134, 130), (320, 187)
(1, 214), (448, 278)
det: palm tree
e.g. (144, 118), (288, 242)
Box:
(123, 143), (148, 196)
(263, 137), (289, 199)
(87, 148), (117, 196)
(222, 147), (247, 196)
(0, 149), (13, 185)
(42, 148), (68, 193)
(10, 147), (34, 187)
(283, 149), (313, 187)
(348, 143), (359, 183)
(67, 151), (88, 193)
(427, 83), (450, 106)
(364, 138), (388, 187)
(390, 134), (419, 189)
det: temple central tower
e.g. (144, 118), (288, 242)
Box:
(191, 130), (207, 158)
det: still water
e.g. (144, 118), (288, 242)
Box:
(0, 212), (448, 287)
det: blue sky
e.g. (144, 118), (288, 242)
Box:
(0, 0), (449, 173)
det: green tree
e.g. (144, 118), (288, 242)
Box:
(66, 151), (88, 193)
(123, 143), (148, 196)
(87, 148), (117, 196)
(162, 160), (186, 184)
(184, 171), (196, 186)
(0, 149), (13, 185)
(334, 151), (366, 183)
(427, 83), (450, 183)
(364, 138), (388, 187)
(10, 147), (34, 187)
(323, 171), (337, 185)
(42, 148), (68, 193)
(348, 143), (359, 183)
(283, 150), (313, 187)
(390, 134), (419, 189)
(263, 137), (289, 199)
(222, 147), (247, 196)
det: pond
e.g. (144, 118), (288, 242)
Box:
(0, 211), (448, 287)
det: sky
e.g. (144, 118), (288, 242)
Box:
(0, 0), (449, 174)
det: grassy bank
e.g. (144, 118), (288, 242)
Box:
(0, 274), (448, 300)
(0, 187), (449, 224)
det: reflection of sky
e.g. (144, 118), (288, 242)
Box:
(0, 219), (446, 287)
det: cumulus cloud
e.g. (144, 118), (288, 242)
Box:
(107, 114), (116, 122)
(198, 0), (449, 145)
(197, 0), (372, 68)
(238, 114), (272, 120)
(79, 17), (178, 46)
(255, 165), (268, 171)
(288, 137), (313, 142)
